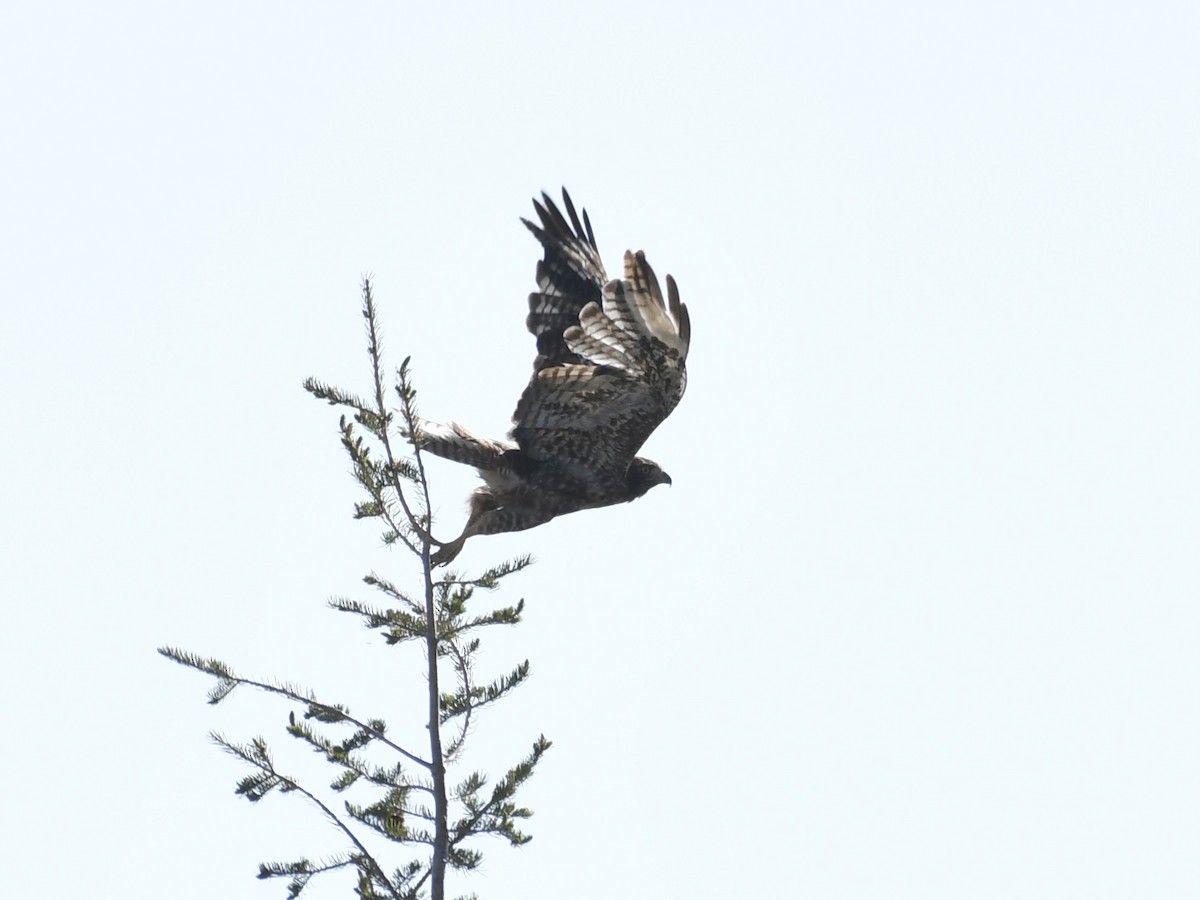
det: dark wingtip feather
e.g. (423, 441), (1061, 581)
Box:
(582, 207), (595, 246)
(560, 188), (598, 251)
(666, 274), (691, 347)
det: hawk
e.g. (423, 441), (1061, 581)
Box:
(415, 188), (691, 565)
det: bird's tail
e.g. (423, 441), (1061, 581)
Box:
(409, 418), (516, 471)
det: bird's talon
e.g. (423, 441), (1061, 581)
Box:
(429, 535), (466, 567)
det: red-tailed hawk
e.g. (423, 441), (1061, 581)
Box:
(416, 189), (691, 565)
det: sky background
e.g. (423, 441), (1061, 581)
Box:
(2, 1), (1197, 897)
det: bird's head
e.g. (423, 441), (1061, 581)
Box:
(626, 457), (672, 500)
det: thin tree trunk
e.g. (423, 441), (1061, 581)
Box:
(424, 560), (448, 900)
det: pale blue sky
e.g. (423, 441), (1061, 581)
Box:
(2, 2), (1197, 898)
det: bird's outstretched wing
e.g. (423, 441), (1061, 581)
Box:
(512, 194), (690, 486)
(521, 189), (609, 372)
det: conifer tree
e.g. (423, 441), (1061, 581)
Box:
(161, 278), (548, 900)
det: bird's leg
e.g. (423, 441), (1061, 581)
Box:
(428, 489), (492, 566)
(429, 491), (560, 566)
(430, 532), (468, 567)
(405, 511), (459, 560)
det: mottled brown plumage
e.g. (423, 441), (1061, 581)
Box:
(416, 189), (690, 564)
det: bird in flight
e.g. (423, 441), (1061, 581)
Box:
(415, 189), (690, 565)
